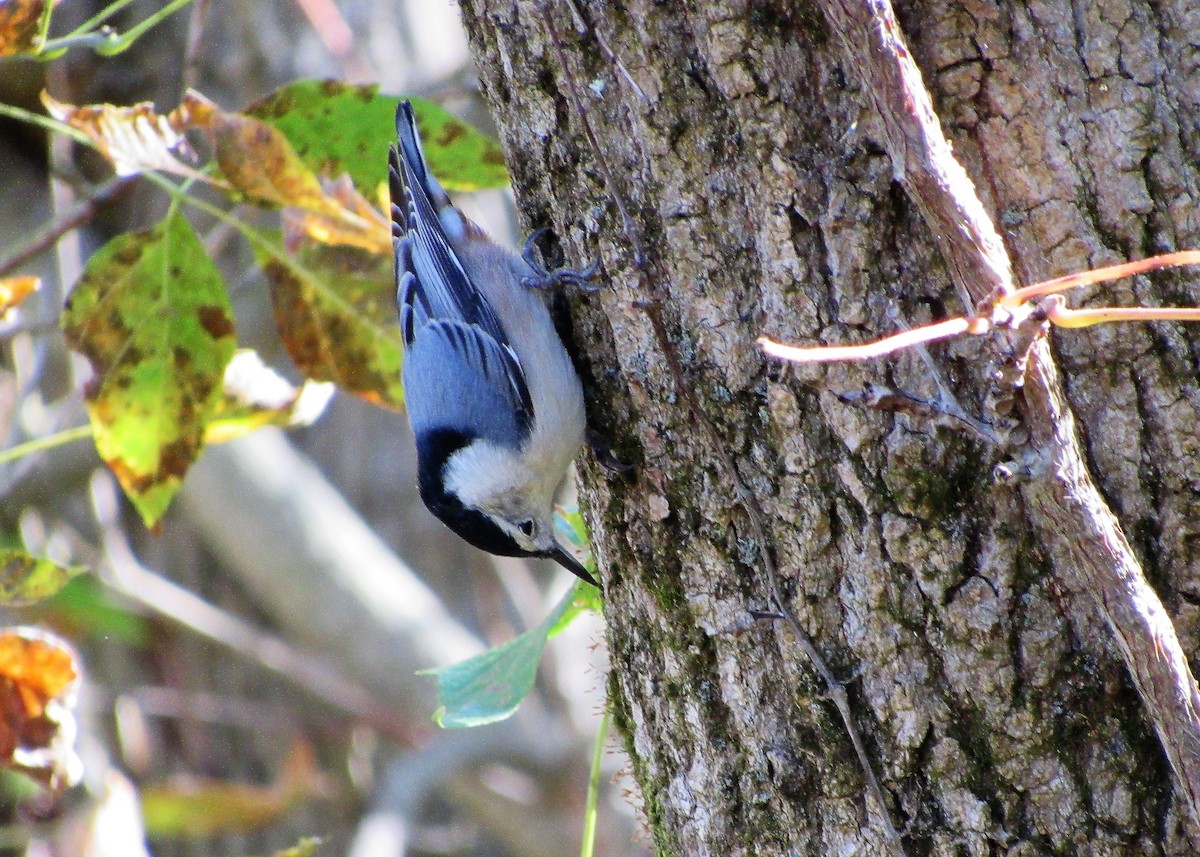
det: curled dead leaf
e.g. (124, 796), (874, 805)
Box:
(41, 92), (202, 179)
(282, 174), (390, 254)
(0, 627), (82, 792)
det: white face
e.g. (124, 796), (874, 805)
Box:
(444, 440), (558, 555)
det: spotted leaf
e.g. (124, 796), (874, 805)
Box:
(0, 550), (84, 606)
(246, 81), (509, 196)
(260, 241), (403, 409)
(61, 213), (236, 527)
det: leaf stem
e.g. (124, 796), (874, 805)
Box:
(96, 0), (197, 56)
(141, 172), (283, 260)
(579, 706), (610, 857)
(37, 0), (197, 58)
(0, 424), (93, 467)
(35, 0), (54, 48)
(0, 103), (92, 147)
(63, 0), (139, 40)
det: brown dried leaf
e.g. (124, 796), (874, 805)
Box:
(0, 0), (47, 57)
(0, 627), (82, 792)
(281, 174), (390, 254)
(261, 242), (403, 408)
(41, 92), (202, 179)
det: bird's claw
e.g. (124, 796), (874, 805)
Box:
(521, 227), (601, 293)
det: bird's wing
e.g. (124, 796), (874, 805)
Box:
(402, 319), (531, 449)
(389, 104), (509, 348)
(389, 101), (534, 441)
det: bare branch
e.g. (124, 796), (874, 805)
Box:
(811, 0), (1200, 836)
(1019, 348), (1200, 839)
(814, 0), (1013, 308)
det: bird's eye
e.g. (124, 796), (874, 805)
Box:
(517, 519), (535, 537)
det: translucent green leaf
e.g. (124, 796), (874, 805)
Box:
(421, 582), (595, 728)
(546, 583), (601, 640)
(258, 241), (403, 409)
(44, 576), (150, 647)
(269, 838), (323, 857)
(0, 550), (84, 605)
(62, 213), (237, 527)
(245, 81), (509, 195)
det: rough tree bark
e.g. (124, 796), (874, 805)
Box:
(459, 1), (1200, 854)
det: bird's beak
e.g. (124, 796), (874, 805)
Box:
(548, 542), (598, 587)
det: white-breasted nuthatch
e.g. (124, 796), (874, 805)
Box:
(389, 101), (598, 586)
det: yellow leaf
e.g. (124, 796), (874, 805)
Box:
(282, 174), (390, 254)
(0, 276), (39, 319)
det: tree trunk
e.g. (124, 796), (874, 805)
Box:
(459, 1), (1200, 853)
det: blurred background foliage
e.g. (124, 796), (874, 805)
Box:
(0, 0), (645, 854)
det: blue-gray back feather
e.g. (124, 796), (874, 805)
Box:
(403, 320), (527, 448)
(390, 102), (534, 447)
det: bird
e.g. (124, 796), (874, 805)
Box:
(389, 100), (598, 586)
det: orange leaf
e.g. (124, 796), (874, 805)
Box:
(0, 0), (47, 57)
(0, 276), (40, 319)
(0, 627), (82, 792)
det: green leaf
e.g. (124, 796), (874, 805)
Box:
(268, 838), (323, 857)
(62, 213), (237, 527)
(259, 241), (404, 409)
(0, 549), (84, 605)
(44, 576), (150, 647)
(246, 81), (509, 195)
(141, 781), (288, 838)
(421, 581), (596, 728)
(546, 583), (601, 640)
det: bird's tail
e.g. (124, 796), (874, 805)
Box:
(390, 101), (453, 219)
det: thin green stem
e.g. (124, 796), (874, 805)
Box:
(579, 707), (611, 857)
(37, 0), (195, 58)
(0, 424), (93, 467)
(96, 0), (196, 56)
(0, 103), (92, 148)
(63, 0), (138, 39)
(141, 173), (283, 260)
(38, 31), (118, 58)
(35, 0), (54, 48)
